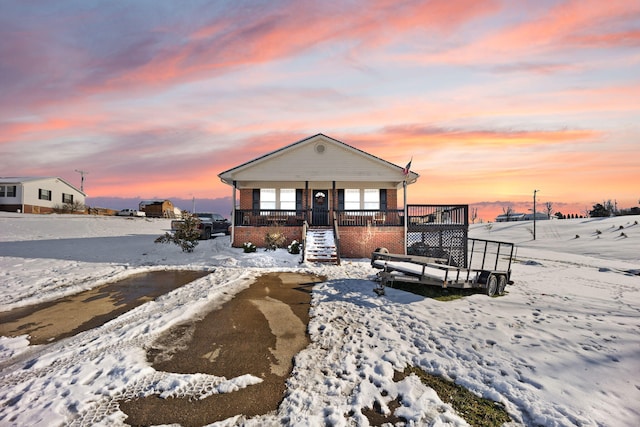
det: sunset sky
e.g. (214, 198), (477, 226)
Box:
(1, 0), (638, 220)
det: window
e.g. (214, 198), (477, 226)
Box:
(39, 188), (52, 201)
(280, 189), (296, 210)
(259, 188), (297, 210)
(363, 189), (380, 210)
(62, 193), (74, 204)
(0, 185), (17, 197)
(344, 189), (360, 210)
(260, 189), (276, 210)
(344, 189), (380, 210)
(1, 185), (17, 197)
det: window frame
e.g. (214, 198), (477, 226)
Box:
(259, 188), (297, 210)
(343, 188), (380, 210)
(39, 188), (52, 201)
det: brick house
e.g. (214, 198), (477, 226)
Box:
(218, 134), (423, 258)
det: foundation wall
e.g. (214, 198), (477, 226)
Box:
(338, 226), (404, 258)
(233, 226), (303, 248)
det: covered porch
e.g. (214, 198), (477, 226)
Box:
(217, 134), (421, 258)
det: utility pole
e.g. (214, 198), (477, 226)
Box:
(75, 169), (88, 192)
(533, 189), (539, 240)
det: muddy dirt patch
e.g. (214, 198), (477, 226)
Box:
(0, 270), (209, 345)
(119, 271), (324, 426)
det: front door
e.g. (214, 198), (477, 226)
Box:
(312, 190), (329, 226)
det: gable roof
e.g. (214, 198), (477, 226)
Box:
(218, 133), (419, 187)
(0, 176), (86, 196)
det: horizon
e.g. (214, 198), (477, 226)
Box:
(2, 1), (638, 219)
(86, 195), (633, 223)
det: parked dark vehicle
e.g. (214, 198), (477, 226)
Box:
(171, 212), (230, 240)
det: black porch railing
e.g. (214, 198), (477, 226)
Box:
(234, 209), (405, 227)
(234, 206), (467, 229)
(234, 209), (306, 227)
(406, 204), (468, 229)
(335, 209), (404, 226)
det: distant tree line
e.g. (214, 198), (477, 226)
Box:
(588, 199), (640, 218)
(553, 212), (586, 219)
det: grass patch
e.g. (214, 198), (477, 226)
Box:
(388, 281), (482, 301)
(398, 366), (511, 427)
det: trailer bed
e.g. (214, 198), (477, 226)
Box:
(371, 238), (515, 296)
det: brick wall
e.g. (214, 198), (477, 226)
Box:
(387, 189), (398, 209)
(338, 226), (404, 258)
(239, 189), (253, 210)
(233, 226), (303, 249)
(0, 204), (54, 214)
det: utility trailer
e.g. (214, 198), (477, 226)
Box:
(371, 238), (515, 296)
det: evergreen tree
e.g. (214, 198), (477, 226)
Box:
(155, 212), (201, 252)
(589, 203), (610, 218)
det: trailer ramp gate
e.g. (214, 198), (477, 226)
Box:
(371, 238), (515, 297)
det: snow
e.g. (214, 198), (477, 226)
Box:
(1, 212), (639, 426)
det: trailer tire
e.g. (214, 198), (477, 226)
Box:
(486, 274), (498, 297)
(497, 275), (507, 295)
(374, 247), (389, 254)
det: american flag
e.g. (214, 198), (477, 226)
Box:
(403, 158), (412, 176)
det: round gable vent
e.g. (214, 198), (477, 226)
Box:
(315, 143), (326, 154)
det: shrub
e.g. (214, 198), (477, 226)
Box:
(155, 212), (200, 252)
(288, 240), (301, 254)
(242, 242), (257, 253)
(53, 201), (86, 214)
(265, 230), (286, 251)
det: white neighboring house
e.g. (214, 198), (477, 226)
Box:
(495, 212), (549, 222)
(0, 177), (86, 214)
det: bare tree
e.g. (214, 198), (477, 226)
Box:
(545, 202), (553, 219)
(502, 205), (514, 221)
(470, 207), (478, 224)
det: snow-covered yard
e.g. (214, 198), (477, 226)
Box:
(1, 212), (639, 426)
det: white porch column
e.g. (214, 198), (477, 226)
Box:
(403, 180), (408, 255)
(231, 181), (237, 247)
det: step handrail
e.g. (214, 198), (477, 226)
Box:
(332, 211), (341, 265)
(300, 220), (308, 263)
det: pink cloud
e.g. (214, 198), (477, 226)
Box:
(419, 0), (640, 65)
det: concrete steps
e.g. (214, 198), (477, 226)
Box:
(305, 228), (338, 264)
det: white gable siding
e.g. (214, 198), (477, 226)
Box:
(22, 178), (82, 208)
(221, 135), (412, 187)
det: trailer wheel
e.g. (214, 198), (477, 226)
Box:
(374, 247), (389, 254)
(497, 275), (507, 296)
(486, 274), (498, 297)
